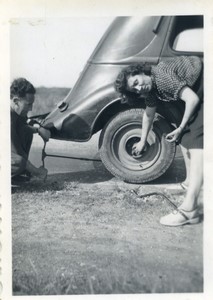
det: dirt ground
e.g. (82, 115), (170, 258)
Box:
(11, 136), (203, 295)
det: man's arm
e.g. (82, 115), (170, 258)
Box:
(11, 152), (47, 180)
(27, 124), (51, 142)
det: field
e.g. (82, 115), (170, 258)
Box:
(12, 170), (203, 295)
(12, 88), (203, 295)
(29, 86), (70, 116)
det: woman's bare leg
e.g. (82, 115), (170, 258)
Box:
(179, 148), (203, 211)
(160, 148), (203, 226)
(180, 145), (191, 187)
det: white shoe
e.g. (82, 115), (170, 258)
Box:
(160, 208), (200, 227)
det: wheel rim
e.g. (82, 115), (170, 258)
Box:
(111, 122), (161, 171)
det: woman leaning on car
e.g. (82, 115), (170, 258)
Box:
(114, 56), (203, 227)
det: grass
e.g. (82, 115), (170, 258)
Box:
(13, 258), (163, 295)
(13, 263), (167, 295)
(12, 176), (203, 295)
(29, 86), (70, 116)
(12, 87), (203, 295)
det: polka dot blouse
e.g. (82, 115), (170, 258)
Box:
(145, 56), (202, 107)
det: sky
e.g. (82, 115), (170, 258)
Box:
(10, 16), (203, 89)
(10, 17), (114, 88)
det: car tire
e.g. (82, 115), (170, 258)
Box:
(99, 108), (176, 183)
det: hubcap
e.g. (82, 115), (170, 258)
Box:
(111, 123), (161, 171)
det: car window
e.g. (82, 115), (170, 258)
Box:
(173, 28), (203, 52)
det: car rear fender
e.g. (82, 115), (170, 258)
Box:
(91, 96), (184, 136)
(91, 98), (128, 135)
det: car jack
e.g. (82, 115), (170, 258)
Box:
(132, 189), (178, 210)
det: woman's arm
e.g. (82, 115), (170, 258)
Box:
(141, 106), (157, 141)
(166, 86), (200, 142)
(179, 86), (200, 128)
(132, 106), (156, 155)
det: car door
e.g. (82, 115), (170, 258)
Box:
(160, 15), (203, 59)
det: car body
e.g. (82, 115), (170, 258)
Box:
(35, 15), (203, 183)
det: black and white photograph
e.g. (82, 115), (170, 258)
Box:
(0, 1), (213, 299)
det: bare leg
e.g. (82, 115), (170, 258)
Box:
(160, 148), (203, 226)
(179, 148), (203, 211)
(180, 144), (190, 186)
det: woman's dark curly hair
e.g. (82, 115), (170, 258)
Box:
(10, 78), (35, 99)
(114, 63), (151, 104)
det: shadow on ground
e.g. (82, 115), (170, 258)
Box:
(12, 164), (113, 193)
(12, 156), (186, 194)
(147, 157), (186, 185)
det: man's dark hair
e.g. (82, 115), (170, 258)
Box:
(10, 78), (36, 99)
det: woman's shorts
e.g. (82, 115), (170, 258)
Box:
(180, 101), (203, 149)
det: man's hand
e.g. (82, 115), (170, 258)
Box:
(26, 160), (48, 181)
(33, 166), (48, 180)
(132, 140), (147, 157)
(38, 127), (51, 142)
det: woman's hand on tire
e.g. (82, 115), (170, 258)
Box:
(132, 140), (147, 157)
(165, 127), (182, 142)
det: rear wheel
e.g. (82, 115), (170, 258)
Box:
(99, 108), (176, 183)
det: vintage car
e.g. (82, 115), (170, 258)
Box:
(33, 15), (203, 183)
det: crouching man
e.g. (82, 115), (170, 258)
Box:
(11, 78), (51, 185)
